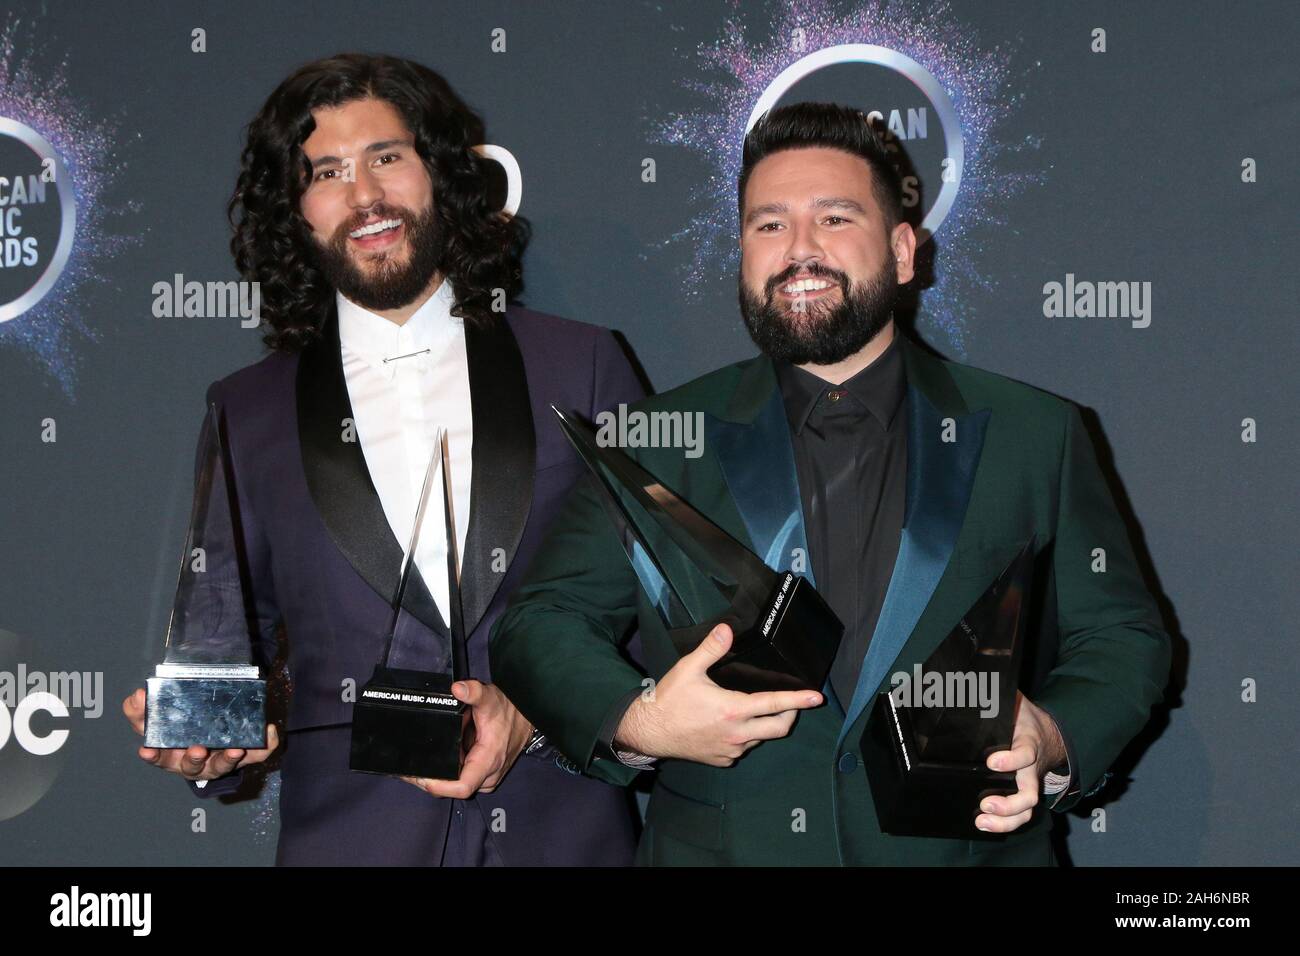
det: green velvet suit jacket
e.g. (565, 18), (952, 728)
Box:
(490, 333), (1170, 866)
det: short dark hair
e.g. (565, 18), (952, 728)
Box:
(738, 102), (904, 235)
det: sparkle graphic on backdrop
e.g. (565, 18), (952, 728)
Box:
(0, 16), (140, 395)
(649, 0), (1045, 354)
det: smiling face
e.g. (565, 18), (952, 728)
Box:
(298, 96), (444, 313)
(738, 145), (915, 366)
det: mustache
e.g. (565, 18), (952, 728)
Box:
(764, 262), (849, 299)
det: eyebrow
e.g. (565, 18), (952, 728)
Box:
(744, 196), (868, 225)
(308, 139), (413, 170)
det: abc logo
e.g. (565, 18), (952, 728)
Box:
(0, 632), (68, 822)
(0, 691), (69, 755)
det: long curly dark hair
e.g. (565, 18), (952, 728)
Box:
(229, 53), (528, 351)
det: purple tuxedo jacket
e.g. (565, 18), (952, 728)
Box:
(188, 303), (645, 866)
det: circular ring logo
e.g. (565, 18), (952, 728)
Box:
(0, 630), (70, 822)
(0, 118), (76, 323)
(473, 143), (523, 216)
(746, 44), (963, 242)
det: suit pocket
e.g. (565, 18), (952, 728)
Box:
(645, 779), (725, 854)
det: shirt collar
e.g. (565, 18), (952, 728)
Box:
(776, 332), (907, 435)
(336, 279), (459, 377)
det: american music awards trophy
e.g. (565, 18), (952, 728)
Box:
(861, 539), (1036, 840)
(144, 404), (266, 749)
(553, 406), (843, 694)
(349, 430), (468, 780)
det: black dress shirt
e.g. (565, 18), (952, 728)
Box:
(775, 335), (908, 707)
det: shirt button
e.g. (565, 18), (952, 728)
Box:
(827, 390), (845, 403)
(837, 752), (858, 773)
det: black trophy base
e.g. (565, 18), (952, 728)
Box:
(144, 664), (266, 749)
(698, 572), (843, 693)
(861, 692), (1018, 841)
(349, 666), (464, 779)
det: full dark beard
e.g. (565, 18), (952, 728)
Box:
(311, 201), (446, 311)
(738, 253), (899, 365)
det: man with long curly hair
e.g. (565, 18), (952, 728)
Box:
(121, 53), (644, 866)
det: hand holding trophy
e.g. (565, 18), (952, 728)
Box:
(126, 404), (273, 784)
(553, 405), (844, 694)
(141, 405), (267, 748)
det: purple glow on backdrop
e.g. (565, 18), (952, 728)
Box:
(0, 16), (140, 396)
(648, 0), (1045, 354)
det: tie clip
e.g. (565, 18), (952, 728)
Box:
(382, 348), (431, 365)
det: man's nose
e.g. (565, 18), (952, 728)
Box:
(784, 221), (825, 266)
(347, 164), (384, 209)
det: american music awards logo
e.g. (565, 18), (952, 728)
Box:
(650, 0), (1044, 354)
(743, 44), (962, 244)
(0, 118), (75, 324)
(0, 15), (141, 396)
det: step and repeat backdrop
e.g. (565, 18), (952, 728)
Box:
(0, 0), (1294, 866)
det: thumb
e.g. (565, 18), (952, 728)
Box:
(684, 621), (733, 673)
(451, 680), (483, 705)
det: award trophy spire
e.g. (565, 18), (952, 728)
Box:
(349, 429), (467, 780)
(552, 406), (843, 694)
(144, 404), (266, 749)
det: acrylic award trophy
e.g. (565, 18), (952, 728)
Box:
(552, 406), (843, 694)
(144, 404), (266, 749)
(861, 539), (1036, 840)
(349, 430), (467, 780)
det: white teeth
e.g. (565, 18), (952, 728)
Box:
(349, 218), (402, 239)
(782, 278), (833, 294)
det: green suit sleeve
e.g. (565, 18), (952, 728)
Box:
(1036, 403), (1172, 812)
(490, 473), (647, 786)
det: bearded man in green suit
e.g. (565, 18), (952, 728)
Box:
(490, 102), (1170, 866)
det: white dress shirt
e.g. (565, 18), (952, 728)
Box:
(337, 280), (473, 628)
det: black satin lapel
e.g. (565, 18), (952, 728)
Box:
(459, 316), (536, 637)
(296, 306), (447, 636)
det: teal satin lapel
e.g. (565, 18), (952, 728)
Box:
(705, 389), (815, 589)
(837, 383), (991, 746)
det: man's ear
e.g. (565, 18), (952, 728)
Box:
(891, 222), (917, 285)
